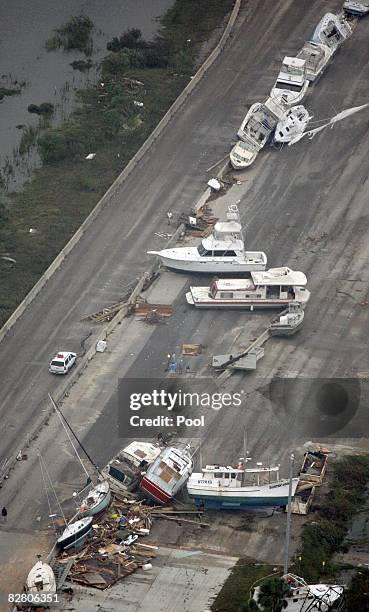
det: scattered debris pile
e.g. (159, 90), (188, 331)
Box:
(180, 205), (218, 236)
(291, 449), (329, 515)
(133, 301), (173, 324)
(57, 495), (206, 591)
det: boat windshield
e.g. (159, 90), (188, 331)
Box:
(275, 82), (303, 92)
(197, 244), (237, 257)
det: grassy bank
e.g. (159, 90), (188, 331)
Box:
(212, 456), (369, 611)
(0, 0), (234, 326)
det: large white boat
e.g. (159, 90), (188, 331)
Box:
(186, 267), (310, 309)
(274, 106), (312, 144)
(25, 559), (56, 593)
(187, 463), (299, 510)
(148, 205), (267, 273)
(270, 57), (309, 106)
(344, 0), (369, 16)
(312, 13), (352, 51)
(140, 445), (193, 505)
(101, 441), (162, 494)
(254, 573), (344, 611)
(231, 97), (287, 169)
(297, 40), (333, 82)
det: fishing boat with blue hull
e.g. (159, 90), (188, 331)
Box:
(56, 516), (93, 552)
(187, 463), (299, 510)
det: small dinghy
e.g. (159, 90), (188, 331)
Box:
(270, 301), (305, 336)
(26, 559), (56, 593)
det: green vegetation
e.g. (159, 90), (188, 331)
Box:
(212, 562), (276, 612)
(70, 59), (93, 72)
(293, 456), (369, 582)
(19, 125), (40, 155)
(344, 568), (369, 611)
(0, 86), (21, 101)
(213, 456), (369, 611)
(0, 0), (234, 325)
(27, 103), (54, 116)
(46, 15), (94, 55)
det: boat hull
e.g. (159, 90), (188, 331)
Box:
(140, 476), (173, 504)
(57, 518), (93, 552)
(79, 488), (112, 517)
(270, 320), (304, 336)
(188, 298), (294, 309)
(188, 478), (300, 510)
(153, 256), (267, 274)
(26, 562), (56, 593)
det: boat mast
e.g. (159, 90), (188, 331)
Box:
(283, 453), (295, 575)
(49, 393), (103, 480)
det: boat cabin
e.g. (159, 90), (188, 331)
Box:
(197, 220), (244, 257)
(297, 41), (331, 82)
(199, 464), (281, 487)
(209, 267), (309, 303)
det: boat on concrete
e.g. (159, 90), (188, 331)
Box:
(344, 0), (369, 16)
(187, 463), (299, 510)
(186, 267), (310, 310)
(101, 441), (162, 494)
(254, 573), (344, 611)
(270, 301), (305, 336)
(56, 516), (93, 552)
(231, 97), (287, 169)
(148, 205), (267, 273)
(274, 106), (312, 144)
(312, 13), (353, 52)
(140, 445), (193, 504)
(297, 40), (333, 82)
(25, 559), (56, 593)
(78, 480), (112, 517)
(270, 57), (309, 106)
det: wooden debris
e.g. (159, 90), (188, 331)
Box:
(182, 343), (202, 356)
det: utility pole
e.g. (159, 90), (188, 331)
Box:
(283, 452), (295, 575)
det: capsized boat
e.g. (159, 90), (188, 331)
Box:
(56, 516), (93, 552)
(101, 441), (162, 494)
(344, 0), (369, 16)
(270, 301), (304, 336)
(186, 267), (310, 309)
(312, 13), (352, 51)
(254, 573), (344, 611)
(297, 40), (333, 82)
(140, 445), (193, 504)
(78, 480), (112, 517)
(187, 463), (299, 509)
(270, 57), (309, 106)
(274, 106), (312, 144)
(148, 204), (267, 273)
(26, 559), (56, 593)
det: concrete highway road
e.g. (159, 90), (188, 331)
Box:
(0, 0), (345, 467)
(1, 0), (369, 597)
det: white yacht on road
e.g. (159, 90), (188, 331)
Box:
(274, 105), (312, 144)
(231, 97), (287, 169)
(270, 57), (309, 106)
(186, 267), (310, 309)
(312, 13), (352, 51)
(344, 0), (369, 16)
(297, 40), (333, 82)
(148, 205), (267, 273)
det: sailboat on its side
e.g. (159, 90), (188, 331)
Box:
(49, 394), (111, 518)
